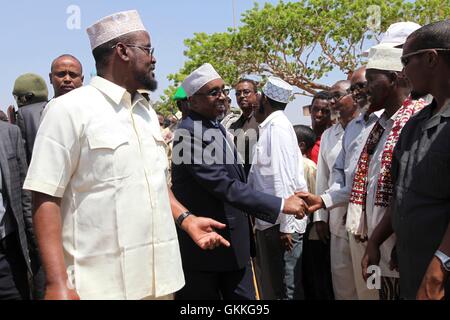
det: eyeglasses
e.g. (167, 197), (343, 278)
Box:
(349, 82), (367, 95)
(235, 89), (255, 97)
(112, 44), (155, 57)
(330, 92), (347, 102)
(400, 48), (450, 67)
(195, 88), (230, 98)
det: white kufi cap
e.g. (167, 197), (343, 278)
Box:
(87, 10), (147, 50)
(262, 76), (293, 104)
(363, 21), (421, 57)
(366, 46), (403, 72)
(181, 63), (222, 97)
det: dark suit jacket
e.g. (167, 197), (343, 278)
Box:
(16, 101), (47, 164)
(171, 111), (281, 272)
(0, 122), (36, 272)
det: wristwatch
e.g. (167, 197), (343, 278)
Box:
(435, 250), (450, 272)
(176, 211), (193, 228)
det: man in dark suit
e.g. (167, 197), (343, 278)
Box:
(172, 64), (308, 300)
(0, 121), (40, 299)
(16, 56), (84, 164)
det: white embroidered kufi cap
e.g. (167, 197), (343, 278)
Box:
(181, 63), (222, 97)
(366, 46), (403, 72)
(87, 10), (147, 50)
(262, 76), (293, 104)
(363, 21), (422, 57)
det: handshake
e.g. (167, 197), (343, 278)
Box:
(282, 192), (326, 219)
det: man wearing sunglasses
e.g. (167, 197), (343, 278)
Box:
(364, 20), (450, 300)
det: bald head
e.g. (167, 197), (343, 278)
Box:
(331, 80), (351, 92)
(351, 67), (366, 86)
(51, 54), (83, 73)
(49, 54), (84, 97)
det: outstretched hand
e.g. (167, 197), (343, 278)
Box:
(283, 195), (309, 219)
(295, 192), (325, 214)
(183, 216), (231, 250)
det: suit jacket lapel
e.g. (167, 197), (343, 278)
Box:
(190, 112), (246, 181)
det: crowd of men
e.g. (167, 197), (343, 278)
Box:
(0, 9), (449, 300)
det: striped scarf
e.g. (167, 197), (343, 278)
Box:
(346, 97), (426, 239)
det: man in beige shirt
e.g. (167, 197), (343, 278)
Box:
(24, 10), (229, 300)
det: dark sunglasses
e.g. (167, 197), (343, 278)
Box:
(401, 48), (450, 67)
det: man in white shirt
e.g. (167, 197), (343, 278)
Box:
(249, 77), (309, 300)
(314, 79), (359, 300)
(299, 68), (383, 299)
(23, 10), (229, 300)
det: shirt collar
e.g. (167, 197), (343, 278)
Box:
(334, 122), (344, 136)
(421, 99), (450, 131)
(90, 76), (149, 109)
(259, 110), (284, 129)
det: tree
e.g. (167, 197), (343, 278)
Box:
(163, 0), (449, 102)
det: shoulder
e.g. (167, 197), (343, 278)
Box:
(43, 86), (101, 119)
(17, 101), (46, 116)
(0, 121), (20, 139)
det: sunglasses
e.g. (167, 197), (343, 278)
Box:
(401, 48), (450, 67)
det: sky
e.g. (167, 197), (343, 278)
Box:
(0, 0), (373, 125)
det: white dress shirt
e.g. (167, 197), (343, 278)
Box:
(361, 113), (398, 278)
(24, 76), (185, 299)
(248, 111), (308, 234)
(314, 123), (348, 239)
(320, 110), (384, 210)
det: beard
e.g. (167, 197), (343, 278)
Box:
(136, 72), (158, 92)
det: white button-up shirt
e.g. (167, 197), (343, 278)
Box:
(362, 112), (398, 278)
(314, 123), (348, 239)
(248, 111), (308, 234)
(24, 76), (184, 300)
(321, 110), (384, 210)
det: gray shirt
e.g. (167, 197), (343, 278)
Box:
(392, 100), (450, 299)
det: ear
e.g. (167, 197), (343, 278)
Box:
(299, 141), (306, 151)
(115, 43), (130, 62)
(426, 50), (440, 68)
(49, 73), (53, 85)
(389, 71), (399, 85)
(81, 75), (85, 84)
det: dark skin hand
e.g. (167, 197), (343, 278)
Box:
(280, 233), (294, 252)
(416, 256), (448, 300)
(315, 221), (330, 244)
(296, 192), (325, 214)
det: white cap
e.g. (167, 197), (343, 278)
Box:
(262, 76), (293, 104)
(181, 63), (222, 97)
(366, 46), (403, 72)
(363, 21), (421, 57)
(87, 10), (147, 50)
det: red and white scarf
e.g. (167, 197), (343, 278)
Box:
(346, 97), (427, 239)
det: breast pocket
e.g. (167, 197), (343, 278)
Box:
(87, 133), (133, 182)
(424, 150), (450, 199)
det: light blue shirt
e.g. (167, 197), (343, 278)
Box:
(321, 110), (384, 210)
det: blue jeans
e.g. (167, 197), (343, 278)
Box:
(283, 232), (304, 300)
